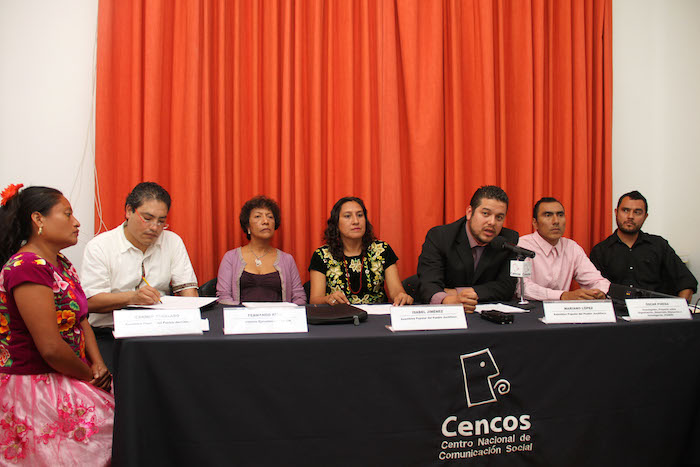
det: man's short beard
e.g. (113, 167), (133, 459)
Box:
(618, 223), (641, 234)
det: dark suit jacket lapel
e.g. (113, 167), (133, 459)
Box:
(455, 225), (474, 284)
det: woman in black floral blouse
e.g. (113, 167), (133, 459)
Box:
(308, 197), (413, 306)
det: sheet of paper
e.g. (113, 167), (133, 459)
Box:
(476, 303), (530, 313)
(113, 308), (203, 338)
(242, 302), (299, 308)
(353, 304), (394, 315)
(389, 305), (467, 331)
(223, 307), (308, 334)
(542, 300), (616, 324)
(625, 298), (692, 321)
(128, 295), (217, 310)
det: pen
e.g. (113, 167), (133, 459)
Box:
(141, 276), (162, 303)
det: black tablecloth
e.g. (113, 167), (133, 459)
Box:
(112, 305), (700, 466)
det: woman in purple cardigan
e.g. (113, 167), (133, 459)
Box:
(216, 196), (306, 305)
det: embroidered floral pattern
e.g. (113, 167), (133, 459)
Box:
(31, 375), (49, 384)
(0, 313), (8, 336)
(315, 241), (394, 304)
(0, 347), (10, 368)
(0, 405), (32, 462)
(0, 377), (114, 463)
(0, 252), (87, 368)
(57, 396), (100, 443)
(36, 422), (58, 445)
(348, 258), (362, 273)
(57, 310), (76, 333)
(51, 256), (86, 359)
(52, 272), (69, 293)
(0, 291), (10, 367)
(67, 265), (79, 281)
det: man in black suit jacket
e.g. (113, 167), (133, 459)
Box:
(417, 185), (519, 309)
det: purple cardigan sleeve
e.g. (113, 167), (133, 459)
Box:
(276, 251), (306, 304)
(286, 255), (307, 305)
(216, 249), (238, 303)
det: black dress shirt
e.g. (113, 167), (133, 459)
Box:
(590, 230), (697, 296)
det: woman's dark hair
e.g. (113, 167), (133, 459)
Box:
(125, 182), (172, 212)
(0, 186), (63, 265)
(239, 196), (281, 240)
(324, 197), (376, 260)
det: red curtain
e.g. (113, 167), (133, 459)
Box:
(96, 0), (612, 285)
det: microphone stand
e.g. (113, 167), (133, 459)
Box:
(514, 254), (537, 310)
(516, 254), (528, 305)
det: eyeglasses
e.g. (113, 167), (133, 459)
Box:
(135, 210), (169, 230)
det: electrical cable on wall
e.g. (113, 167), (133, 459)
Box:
(68, 11), (108, 236)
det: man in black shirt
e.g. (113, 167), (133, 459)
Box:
(590, 190), (697, 301)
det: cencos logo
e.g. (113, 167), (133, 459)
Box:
(460, 348), (511, 407)
(438, 349), (532, 460)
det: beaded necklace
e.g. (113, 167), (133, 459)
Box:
(343, 255), (365, 295)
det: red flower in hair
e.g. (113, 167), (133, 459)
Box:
(0, 184), (23, 207)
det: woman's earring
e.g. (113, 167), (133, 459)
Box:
(38, 226), (43, 236)
(248, 229), (251, 235)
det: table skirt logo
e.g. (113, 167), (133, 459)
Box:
(460, 349), (510, 407)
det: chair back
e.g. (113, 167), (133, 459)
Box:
(303, 281), (311, 303)
(402, 274), (419, 301)
(199, 277), (218, 297)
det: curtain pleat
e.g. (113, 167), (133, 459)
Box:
(96, 0), (612, 284)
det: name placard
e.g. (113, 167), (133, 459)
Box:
(625, 298), (692, 321)
(389, 305), (467, 331)
(224, 307), (309, 334)
(542, 300), (616, 324)
(113, 309), (203, 338)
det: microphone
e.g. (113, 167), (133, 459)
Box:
(490, 236), (536, 258)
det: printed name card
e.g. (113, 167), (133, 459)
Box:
(224, 307), (309, 334)
(113, 309), (203, 338)
(542, 300), (616, 324)
(389, 305), (467, 331)
(625, 298), (692, 321)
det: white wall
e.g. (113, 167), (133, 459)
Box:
(613, 0), (700, 301)
(0, 0), (98, 271)
(2, 0), (699, 300)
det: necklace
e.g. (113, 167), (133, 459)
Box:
(343, 255), (364, 295)
(251, 247), (271, 267)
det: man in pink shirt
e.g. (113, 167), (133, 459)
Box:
(517, 197), (610, 301)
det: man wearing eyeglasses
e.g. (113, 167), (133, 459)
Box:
(81, 182), (198, 372)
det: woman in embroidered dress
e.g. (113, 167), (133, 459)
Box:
(217, 196), (306, 305)
(309, 197), (413, 306)
(0, 184), (114, 465)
